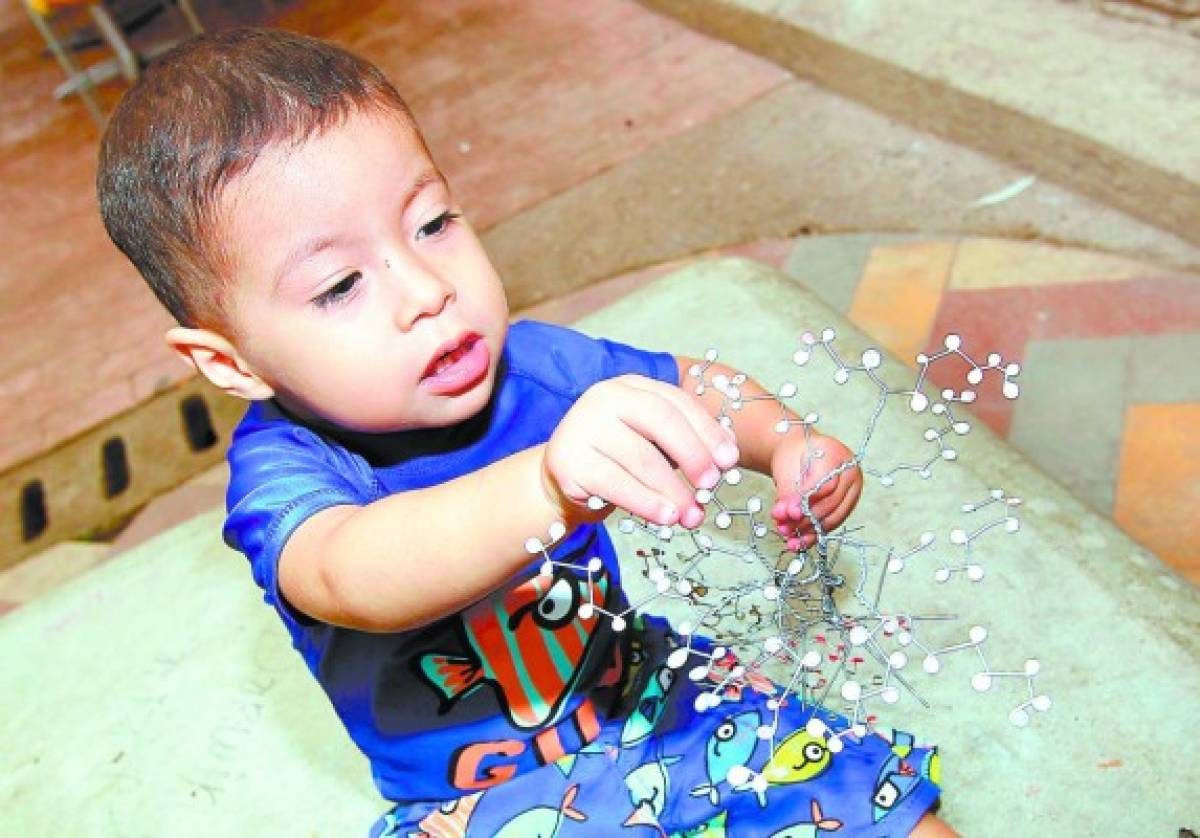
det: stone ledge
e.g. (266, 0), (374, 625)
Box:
(639, 0), (1200, 246)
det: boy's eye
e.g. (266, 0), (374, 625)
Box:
(312, 272), (361, 309)
(416, 211), (461, 241)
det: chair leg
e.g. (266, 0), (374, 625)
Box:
(89, 3), (138, 81)
(23, 2), (106, 126)
(175, 0), (203, 34)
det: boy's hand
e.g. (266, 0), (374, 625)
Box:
(542, 375), (740, 530)
(770, 431), (862, 551)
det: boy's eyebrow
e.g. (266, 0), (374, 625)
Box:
(271, 170), (447, 295)
(404, 169), (446, 212)
(273, 235), (343, 295)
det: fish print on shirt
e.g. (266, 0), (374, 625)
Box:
(419, 562), (612, 730)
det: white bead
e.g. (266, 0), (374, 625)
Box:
(726, 765), (753, 787)
(666, 648), (690, 670)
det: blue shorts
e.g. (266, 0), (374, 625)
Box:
(371, 619), (941, 837)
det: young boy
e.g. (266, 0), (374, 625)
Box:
(97, 28), (950, 837)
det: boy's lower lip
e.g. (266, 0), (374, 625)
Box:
(420, 336), (490, 395)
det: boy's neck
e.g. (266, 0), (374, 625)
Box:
(270, 355), (507, 467)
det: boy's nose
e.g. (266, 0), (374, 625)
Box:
(385, 255), (454, 331)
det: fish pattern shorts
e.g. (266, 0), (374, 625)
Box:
(371, 618), (941, 838)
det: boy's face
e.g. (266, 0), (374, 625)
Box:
(217, 107), (509, 434)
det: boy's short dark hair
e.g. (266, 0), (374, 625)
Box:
(97, 27), (415, 331)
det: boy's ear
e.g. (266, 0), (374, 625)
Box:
(165, 327), (274, 401)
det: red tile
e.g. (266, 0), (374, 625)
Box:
(926, 273), (1200, 436)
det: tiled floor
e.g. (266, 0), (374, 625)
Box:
(768, 234), (1199, 581)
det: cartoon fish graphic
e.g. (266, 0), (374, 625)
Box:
(875, 727), (915, 759)
(768, 799), (844, 837)
(762, 728), (834, 785)
(624, 754), (683, 833)
(689, 711), (762, 806)
(414, 791), (483, 838)
(871, 751), (921, 823)
(420, 565), (611, 729)
(620, 664), (675, 747)
(494, 783), (586, 838)
(554, 752), (578, 778)
(921, 748), (942, 785)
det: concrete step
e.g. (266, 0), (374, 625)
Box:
(3, 259), (1196, 835)
(640, 0), (1200, 247)
(484, 78), (1200, 310)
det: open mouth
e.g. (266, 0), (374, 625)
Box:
(419, 331), (490, 396)
(424, 332), (481, 379)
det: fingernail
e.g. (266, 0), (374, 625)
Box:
(699, 466), (720, 488)
(660, 504), (678, 525)
(716, 442), (739, 466)
(682, 506), (704, 529)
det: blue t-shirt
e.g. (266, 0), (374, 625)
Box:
(223, 320), (678, 803)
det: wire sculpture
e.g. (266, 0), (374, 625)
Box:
(523, 329), (1051, 774)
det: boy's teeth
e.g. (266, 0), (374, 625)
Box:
(432, 339), (472, 375)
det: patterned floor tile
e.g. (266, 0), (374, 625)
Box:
(775, 234), (1199, 581)
(1113, 404), (1200, 582)
(949, 237), (1153, 290)
(848, 240), (956, 365)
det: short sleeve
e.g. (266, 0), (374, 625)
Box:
(507, 320), (680, 396)
(222, 417), (374, 624)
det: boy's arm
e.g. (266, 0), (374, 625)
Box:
(675, 355), (791, 473)
(280, 445), (560, 632)
(281, 374), (737, 633)
(675, 355), (863, 550)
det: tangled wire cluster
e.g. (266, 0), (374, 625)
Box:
(524, 329), (1051, 749)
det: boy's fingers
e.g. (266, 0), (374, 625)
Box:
(788, 485), (843, 523)
(626, 377), (739, 470)
(582, 450), (680, 526)
(787, 533), (816, 552)
(594, 427), (698, 522)
(619, 388), (724, 491)
(821, 477), (862, 532)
